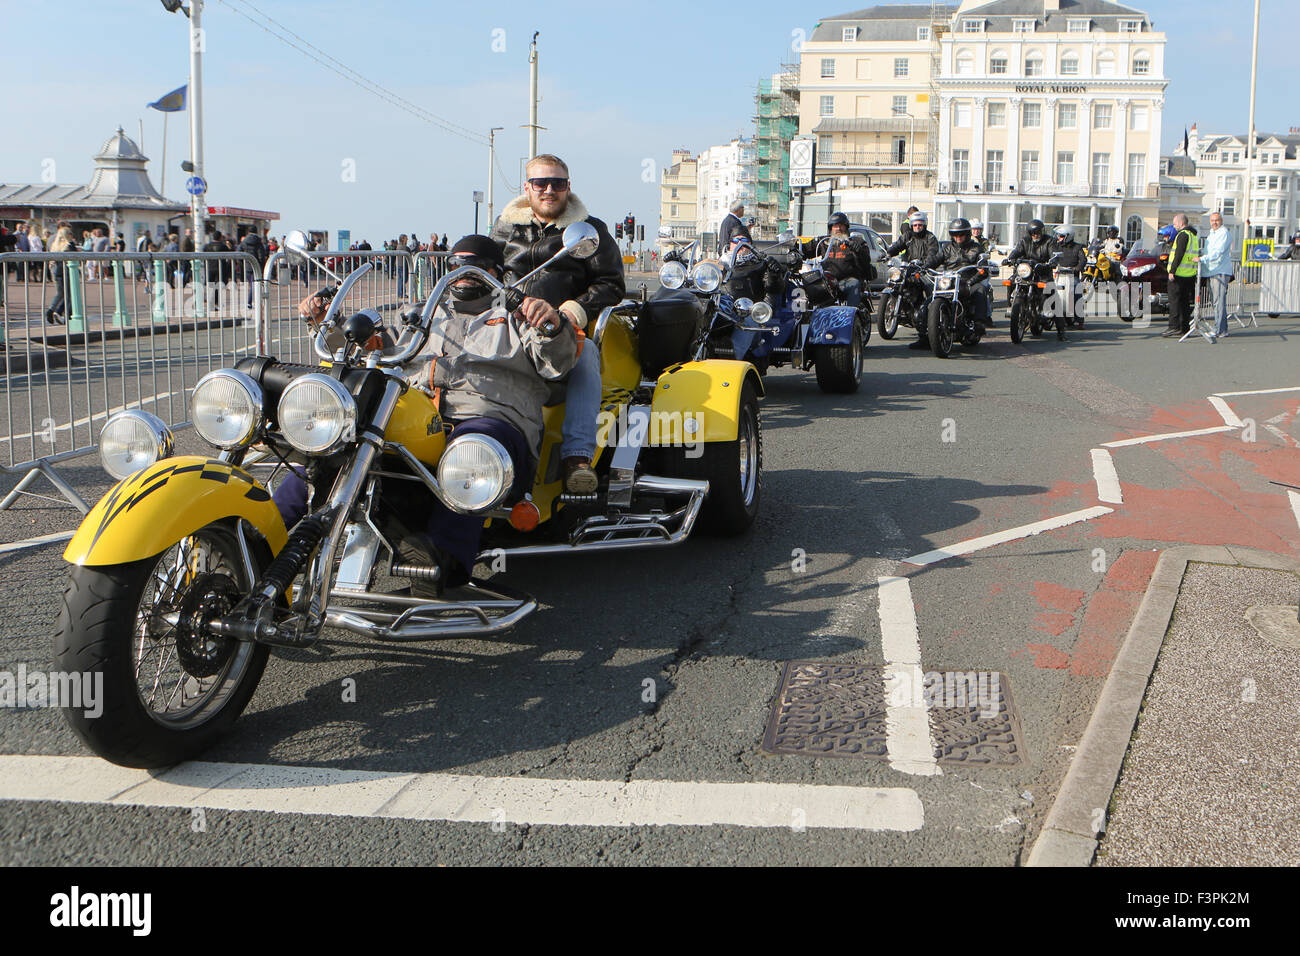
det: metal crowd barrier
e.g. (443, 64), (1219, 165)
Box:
(260, 249), (424, 365)
(0, 250), (262, 514)
(1257, 260), (1300, 317)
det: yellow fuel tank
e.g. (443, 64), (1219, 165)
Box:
(384, 387), (446, 465)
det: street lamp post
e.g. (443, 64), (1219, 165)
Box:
(902, 111), (917, 209)
(161, 0), (206, 246)
(488, 127), (504, 227)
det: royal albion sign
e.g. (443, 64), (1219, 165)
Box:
(1014, 84), (1088, 94)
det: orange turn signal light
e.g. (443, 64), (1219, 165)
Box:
(1002, 279), (1012, 286)
(509, 499), (540, 532)
(1036, 281), (1047, 289)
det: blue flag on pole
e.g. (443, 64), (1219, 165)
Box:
(148, 85), (187, 112)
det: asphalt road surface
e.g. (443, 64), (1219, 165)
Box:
(1, 300), (1297, 866)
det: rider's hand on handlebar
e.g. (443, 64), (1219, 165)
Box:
(515, 296), (561, 334)
(298, 292), (330, 325)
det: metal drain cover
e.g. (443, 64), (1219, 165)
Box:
(762, 661), (1026, 766)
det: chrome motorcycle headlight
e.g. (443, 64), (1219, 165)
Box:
(888, 266), (903, 282)
(937, 275), (955, 291)
(659, 262), (686, 289)
(277, 373), (357, 455)
(1129, 263), (1154, 277)
(690, 261), (723, 293)
(750, 301), (774, 324)
(436, 433), (514, 514)
(1015, 262), (1033, 279)
(192, 369), (264, 450)
(100, 410), (174, 480)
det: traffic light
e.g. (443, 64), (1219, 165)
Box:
(638, 225), (645, 242)
(615, 222), (624, 240)
(624, 215), (635, 238)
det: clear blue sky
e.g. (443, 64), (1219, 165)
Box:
(1, 0), (1289, 243)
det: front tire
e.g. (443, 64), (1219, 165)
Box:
(879, 297), (900, 339)
(1009, 299), (1025, 344)
(927, 299), (954, 358)
(675, 379), (761, 536)
(814, 321), (863, 394)
(54, 521), (271, 768)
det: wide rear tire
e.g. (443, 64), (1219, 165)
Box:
(675, 379), (761, 536)
(54, 521), (271, 768)
(814, 321), (863, 394)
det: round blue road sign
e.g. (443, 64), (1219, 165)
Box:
(186, 176), (207, 196)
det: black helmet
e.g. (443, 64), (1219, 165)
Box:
(949, 217), (972, 240)
(828, 211), (850, 230)
(1027, 218), (1045, 236)
(1106, 225), (1119, 238)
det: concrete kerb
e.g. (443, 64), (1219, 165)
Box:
(1024, 545), (1300, 867)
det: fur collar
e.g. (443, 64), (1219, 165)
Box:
(498, 193), (590, 229)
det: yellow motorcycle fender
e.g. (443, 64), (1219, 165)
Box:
(63, 457), (288, 567)
(647, 360), (764, 445)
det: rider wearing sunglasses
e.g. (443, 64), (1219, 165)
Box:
(490, 154), (626, 495)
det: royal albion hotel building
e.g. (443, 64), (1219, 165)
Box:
(802, 0), (1167, 248)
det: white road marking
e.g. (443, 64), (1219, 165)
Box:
(0, 755), (924, 831)
(1290, 491), (1300, 534)
(903, 507), (1114, 567)
(1208, 395), (1245, 429)
(1090, 448), (1123, 504)
(1102, 425), (1236, 448)
(1213, 386), (1300, 398)
(0, 529), (75, 555)
(1263, 424), (1298, 447)
(0, 391), (176, 444)
(876, 576), (941, 777)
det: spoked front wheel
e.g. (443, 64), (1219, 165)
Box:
(927, 299), (954, 358)
(54, 521), (271, 768)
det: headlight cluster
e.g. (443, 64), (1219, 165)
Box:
(1015, 262), (1033, 279)
(192, 370), (263, 450)
(936, 276), (955, 291)
(99, 411), (175, 480)
(277, 374), (357, 455)
(1129, 263), (1155, 277)
(888, 267), (903, 282)
(659, 262), (687, 289)
(689, 262), (723, 293)
(437, 434), (514, 514)
(750, 301), (774, 324)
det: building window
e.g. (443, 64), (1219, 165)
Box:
(953, 101), (971, 128)
(1056, 151), (1075, 184)
(985, 150), (1004, 191)
(1058, 103), (1077, 129)
(956, 51), (975, 75)
(893, 137), (907, 163)
(952, 150), (970, 191)
(670, 205), (678, 218)
(670, 188), (678, 199)
(1067, 18), (1090, 33)
(842, 27), (857, 42)
(892, 95), (907, 116)
(990, 55), (1008, 74)
(1119, 19), (1141, 33)
(1220, 198), (1236, 217)
(1025, 54), (1044, 76)
(820, 95), (834, 117)
(1225, 174), (1241, 190)
(1130, 105), (1148, 130)
(1097, 51), (1116, 76)
(1092, 152), (1110, 192)
(917, 26), (931, 41)
(1013, 18), (1036, 33)
(1061, 54), (1079, 75)
(1125, 215), (1143, 244)
(821, 58), (835, 78)
(1133, 55), (1150, 75)
(1021, 150), (1040, 181)
(1281, 200), (1288, 219)
(987, 102), (1006, 127)
(1093, 103), (1113, 129)
(1127, 153), (1145, 195)
(1022, 102), (1042, 127)
(818, 134), (833, 160)
(894, 58), (909, 78)
(962, 18), (984, 33)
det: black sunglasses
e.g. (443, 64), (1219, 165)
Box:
(527, 177), (570, 193)
(448, 255), (498, 272)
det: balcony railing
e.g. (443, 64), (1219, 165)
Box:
(818, 149), (917, 168)
(934, 179), (1159, 199)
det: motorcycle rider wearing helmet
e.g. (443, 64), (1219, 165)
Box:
(1005, 218), (1053, 266)
(922, 217), (990, 341)
(969, 218), (994, 325)
(285, 235), (577, 594)
(1101, 224), (1126, 261)
(1052, 225), (1087, 272)
(490, 154), (625, 495)
(887, 210), (941, 263)
(820, 212), (872, 307)
(1278, 232), (1300, 260)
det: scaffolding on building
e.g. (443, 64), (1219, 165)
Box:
(752, 67), (800, 239)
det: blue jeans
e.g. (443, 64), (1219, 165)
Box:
(561, 342), (601, 461)
(1209, 274), (1230, 335)
(838, 277), (862, 307)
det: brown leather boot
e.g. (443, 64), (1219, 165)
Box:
(562, 457), (598, 494)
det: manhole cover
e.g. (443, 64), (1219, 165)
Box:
(1245, 604), (1300, 650)
(762, 661), (1026, 766)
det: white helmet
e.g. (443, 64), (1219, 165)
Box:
(1053, 224), (1073, 242)
(969, 218), (984, 229)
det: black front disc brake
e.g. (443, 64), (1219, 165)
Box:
(175, 573), (241, 678)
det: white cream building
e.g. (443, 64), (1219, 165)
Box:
(1179, 126), (1300, 249)
(696, 139), (758, 243)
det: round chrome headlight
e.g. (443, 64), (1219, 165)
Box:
(1015, 262), (1032, 279)
(277, 373), (357, 455)
(751, 301), (774, 324)
(937, 276), (955, 291)
(659, 262), (686, 289)
(100, 410), (174, 480)
(690, 261), (723, 293)
(888, 266), (903, 282)
(192, 369), (264, 450)
(437, 434), (514, 514)
(734, 297), (754, 313)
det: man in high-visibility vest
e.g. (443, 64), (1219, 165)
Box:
(1161, 213), (1200, 337)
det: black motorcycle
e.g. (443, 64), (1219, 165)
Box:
(925, 260), (991, 358)
(878, 257), (929, 341)
(1004, 252), (1066, 343)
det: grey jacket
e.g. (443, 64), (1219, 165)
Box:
(404, 294), (578, 458)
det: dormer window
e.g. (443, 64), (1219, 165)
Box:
(963, 18), (985, 33)
(1013, 18), (1036, 33)
(1119, 19), (1142, 33)
(842, 26), (858, 42)
(1067, 18), (1090, 33)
